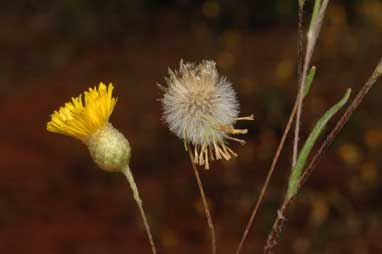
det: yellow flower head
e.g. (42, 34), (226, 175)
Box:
(47, 82), (131, 172)
(47, 82), (117, 142)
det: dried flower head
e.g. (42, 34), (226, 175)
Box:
(47, 82), (131, 172)
(160, 60), (253, 169)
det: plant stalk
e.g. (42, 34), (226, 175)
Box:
(122, 166), (157, 254)
(189, 151), (217, 254)
(235, 101), (299, 254)
(293, 0), (330, 167)
(263, 58), (382, 253)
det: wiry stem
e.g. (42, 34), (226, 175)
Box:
(263, 198), (292, 254)
(263, 1), (332, 252)
(235, 102), (298, 254)
(189, 150), (216, 254)
(263, 58), (382, 253)
(293, 0), (330, 167)
(235, 3), (314, 252)
(122, 166), (157, 254)
(293, 3), (305, 167)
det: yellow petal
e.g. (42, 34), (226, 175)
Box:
(47, 82), (117, 142)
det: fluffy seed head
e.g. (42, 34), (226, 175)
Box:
(162, 60), (239, 145)
(160, 60), (253, 169)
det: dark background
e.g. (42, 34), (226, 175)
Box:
(1, 0), (382, 253)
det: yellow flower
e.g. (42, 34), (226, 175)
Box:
(46, 82), (157, 253)
(47, 82), (130, 172)
(47, 82), (117, 142)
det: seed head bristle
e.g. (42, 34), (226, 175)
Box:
(160, 60), (253, 169)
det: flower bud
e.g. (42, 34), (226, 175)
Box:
(87, 123), (131, 172)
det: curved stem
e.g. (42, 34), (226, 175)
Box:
(122, 166), (157, 254)
(189, 151), (216, 254)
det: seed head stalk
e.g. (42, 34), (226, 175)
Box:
(189, 150), (217, 254)
(122, 166), (157, 254)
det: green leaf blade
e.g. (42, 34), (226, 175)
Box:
(287, 88), (352, 198)
(304, 66), (317, 98)
(309, 0), (322, 32)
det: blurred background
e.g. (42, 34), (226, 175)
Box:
(1, 0), (382, 253)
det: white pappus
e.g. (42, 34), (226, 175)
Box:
(160, 60), (253, 169)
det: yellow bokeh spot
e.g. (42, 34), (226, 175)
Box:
(216, 50), (235, 71)
(202, 1), (220, 18)
(194, 196), (213, 216)
(275, 59), (294, 83)
(364, 129), (382, 148)
(322, 4), (347, 53)
(310, 196), (329, 226)
(160, 228), (179, 249)
(360, 161), (377, 186)
(337, 143), (360, 166)
(358, 1), (382, 29)
(222, 30), (241, 50)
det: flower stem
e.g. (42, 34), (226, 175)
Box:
(235, 101), (298, 254)
(122, 166), (157, 254)
(189, 150), (216, 254)
(263, 198), (291, 254)
(293, 3), (305, 167)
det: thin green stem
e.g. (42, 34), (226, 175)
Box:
(122, 166), (157, 254)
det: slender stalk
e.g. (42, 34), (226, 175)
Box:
(238, 1), (332, 252)
(264, 58), (382, 253)
(122, 166), (157, 254)
(293, 3), (305, 167)
(293, 0), (330, 167)
(235, 101), (298, 254)
(189, 151), (216, 254)
(263, 198), (292, 254)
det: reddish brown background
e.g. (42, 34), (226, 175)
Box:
(1, 1), (382, 253)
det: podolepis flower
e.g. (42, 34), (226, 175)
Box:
(47, 82), (157, 254)
(160, 60), (253, 169)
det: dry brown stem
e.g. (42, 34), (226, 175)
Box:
(235, 101), (298, 254)
(189, 151), (217, 254)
